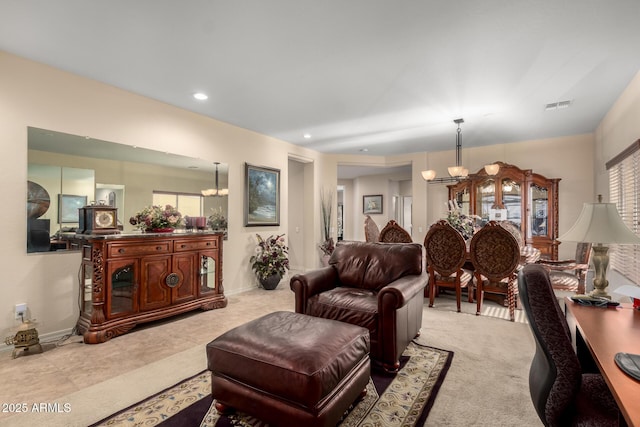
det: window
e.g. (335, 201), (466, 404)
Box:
(607, 140), (640, 284)
(152, 192), (203, 218)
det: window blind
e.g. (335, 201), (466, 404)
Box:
(606, 140), (640, 284)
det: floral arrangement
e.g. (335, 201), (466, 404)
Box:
(207, 206), (228, 230)
(446, 202), (480, 240)
(250, 234), (290, 281)
(129, 204), (184, 230)
(319, 188), (335, 255)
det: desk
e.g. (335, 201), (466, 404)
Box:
(564, 298), (640, 426)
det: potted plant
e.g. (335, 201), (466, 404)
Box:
(250, 233), (290, 290)
(445, 202), (479, 241)
(129, 204), (184, 232)
(319, 188), (335, 265)
(207, 206), (228, 232)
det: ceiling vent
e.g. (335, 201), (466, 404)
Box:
(545, 100), (572, 111)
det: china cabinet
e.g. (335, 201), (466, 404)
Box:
(71, 231), (226, 343)
(448, 162), (560, 259)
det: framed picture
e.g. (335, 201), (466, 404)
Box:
(58, 194), (87, 223)
(363, 194), (383, 214)
(245, 163), (280, 226)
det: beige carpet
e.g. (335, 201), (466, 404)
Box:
(0, 287), (542, 427)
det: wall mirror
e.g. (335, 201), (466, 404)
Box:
(27, 127), (228, 254)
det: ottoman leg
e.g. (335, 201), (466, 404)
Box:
(214, 400), (235, 415)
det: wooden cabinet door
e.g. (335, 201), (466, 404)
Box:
(106, 258), (139, 319)
(140, 255), (172, 311)
(172, 252), (197, 303)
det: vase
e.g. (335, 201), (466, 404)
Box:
(259, 274), (281, 290)
(147, 228), (175, 233)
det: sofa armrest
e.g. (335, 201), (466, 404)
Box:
(289, 267), (339, 314)
(377, 274), (427, 311)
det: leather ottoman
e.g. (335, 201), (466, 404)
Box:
(206, 311), (370, 427)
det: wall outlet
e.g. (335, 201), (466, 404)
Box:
(15, 303), (27, 321)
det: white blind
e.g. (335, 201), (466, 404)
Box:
(607, 140), (640, 284)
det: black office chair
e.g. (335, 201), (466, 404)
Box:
(518, 264), (619, 426)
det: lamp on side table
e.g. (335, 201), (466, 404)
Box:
(558, 195), (640, 299)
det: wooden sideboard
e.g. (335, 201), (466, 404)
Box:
(448, 161), (560, 260)
(70, 231), (227, 343)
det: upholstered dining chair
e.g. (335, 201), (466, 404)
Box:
(537, 242), (592, 294)
(469, 221), (521, 321)
(378, 220), (412, 243)
(364, 215), (380, 242)
(518, 264), (619, 426)
(424, 220), (473, 312)
(498, 220), (541, 265)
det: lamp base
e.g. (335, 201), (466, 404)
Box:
(588, 245), (611, 300)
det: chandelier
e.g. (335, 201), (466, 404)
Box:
(422, 118), (499, 183)
(201, 162), (228, 197)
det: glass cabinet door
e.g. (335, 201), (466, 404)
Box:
(453, 186), (471, 215)
(501, 178), (522, 227)
(109, 262), (136, 316)
(200, 254), (217, 294)
(82, 263), (93, 316)
(476, 179), (495, 224)
(529, 184), (549, 237)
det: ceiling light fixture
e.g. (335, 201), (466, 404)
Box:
(193, 92), (208, 100)
(201, 162), (228, 197)
(422, 119), (469, 184)
(303, 133), (311, 139)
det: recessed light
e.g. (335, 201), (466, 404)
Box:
(193, 93), (208, 100)
(360, 148), (369, 152)
(303, 133), (311, 139)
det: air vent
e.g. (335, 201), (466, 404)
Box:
(545, 100), (572, 111)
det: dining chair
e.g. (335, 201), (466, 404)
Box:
(537, 242), (592, 294)
(378, 220), (412, 243)
(424, 220), (473, 312)
(518, 264), (619, 426)
(469, 221), (521, 321)
(364, 215), (380, 242)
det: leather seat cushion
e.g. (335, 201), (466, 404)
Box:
(206, 311), (370, 409)
(306, 287), (378, 335)
(330, 242), (423, 291)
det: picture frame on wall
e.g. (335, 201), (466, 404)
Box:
(363, 194), (383, 214)
(58, 194), (87, 223)
(244, 163), (280, 226)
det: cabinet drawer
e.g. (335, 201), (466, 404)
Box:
(174, 238), (218, 252)
(108, 241), (172, 258)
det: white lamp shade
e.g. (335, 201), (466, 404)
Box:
(421, 170), (436, 181)
(559, 202), (640, 244)
(448, 166), (464, 177)
(484, 164), (500, 175)
(460, 168), (469, 177)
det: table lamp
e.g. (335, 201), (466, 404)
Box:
(558, 195), (640, 299)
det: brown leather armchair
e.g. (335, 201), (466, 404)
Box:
(290, 241), (427, 373)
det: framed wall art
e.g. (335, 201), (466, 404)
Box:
(58, 194), (87, 223)
(363, 194), (383, 214)
(244, 163), (280, 226)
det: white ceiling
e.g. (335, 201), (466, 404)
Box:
(3, 1), (640, 164)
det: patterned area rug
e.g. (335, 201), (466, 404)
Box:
(91, 342), (453, 427)
(481, 306), (528, 323)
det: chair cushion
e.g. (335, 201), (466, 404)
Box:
(571, 373), (620, 426)
(433, 269), (473, 286)
(329, 241), (423, 291)
(306, 287), (378, 335)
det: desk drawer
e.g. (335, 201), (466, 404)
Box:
(108, 241), (172, 258)
(174, 238), (218, 252)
